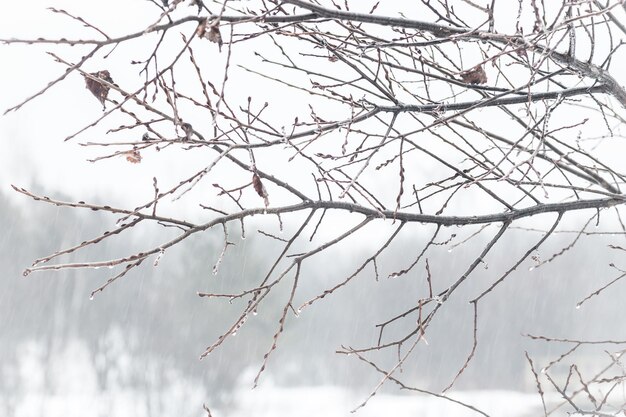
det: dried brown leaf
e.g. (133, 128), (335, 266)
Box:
(125, 149), (142, 164)
(180, 122), (193, 140)
(252, 172), (269, 207)
(196, 20), (207, 38)
(198, 19), (222, 51)
(85, 70), (113, 108)
(460, 65), (487, 85)
(207, 25), (222, 49)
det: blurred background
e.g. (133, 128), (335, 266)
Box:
(1, 188), (625, 416)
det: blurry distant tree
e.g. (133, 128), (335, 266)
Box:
(5, 0), (626, 415)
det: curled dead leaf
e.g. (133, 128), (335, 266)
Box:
(125, 149), (142, 164)
(207, 26), (222, 49)
(196, 20), (207, 37)
(180, 122), (193, 140)
(197, 19), (222, 51)
(460, 65), (487, 85)
(190, 0), (203, 14)
(85, 70), (113, 109)
(252, 172), (269, 207)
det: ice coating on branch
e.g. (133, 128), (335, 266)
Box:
(153, 248), (165, 267)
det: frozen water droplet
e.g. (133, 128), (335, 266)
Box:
(241, 235), (246, 240)
(575, 303), (581, 310)
(540, 367), (547, 374)
(108, 265), (114, 269)
(232, 331), (237, 336)
(528, 266), (534, 271)
(447, 248), (453, 253)
(252, 310), (258, 316)
(89, 295), (94, 301)
(154, 248), (165, 266)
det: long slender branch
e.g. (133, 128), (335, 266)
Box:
(283, 0), (626, 107)
(17, 186), (626, 233)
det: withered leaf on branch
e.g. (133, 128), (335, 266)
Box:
(207, 26), (222, 49)
(196, 19), (207, 37)
(190, 0), (203, 14)
(460, 65), (488, 85)
(84, 70), (114, 108)
(197, 19), (223, 51)
(124, 149), (142, 164)
(252, 172), (269, 208)
(180, 122), (193, 140)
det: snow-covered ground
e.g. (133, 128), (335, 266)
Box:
(223, 385), (545, 417)
(0, 342), (546, 417)
(2, 385), (545, 417)
(0, 339), (604, 417)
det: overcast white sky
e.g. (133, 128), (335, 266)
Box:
(0, 1), (164, 205)
(0, 1), (359, 214)
(2, 0), (626, 213)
